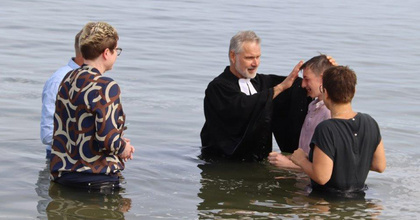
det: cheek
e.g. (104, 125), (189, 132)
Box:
(239, 60), (248, 69)
(242, 59), (251, 67)
(309, 82), (317, 89)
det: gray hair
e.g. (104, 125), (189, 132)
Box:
(74, 29), (83, 55)
(229, 30), (261, 56)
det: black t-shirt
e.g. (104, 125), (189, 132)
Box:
(309, 113), (381, 192)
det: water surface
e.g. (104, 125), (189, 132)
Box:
(0, 0), (419, 219)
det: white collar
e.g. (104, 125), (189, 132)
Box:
(238, 78), (257, 95)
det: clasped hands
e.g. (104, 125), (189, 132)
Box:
(120, 137), (135, 162)
(290, 148), (307, 167)
(268, 148), (308, 168)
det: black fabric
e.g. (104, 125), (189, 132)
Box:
(200, 66), (310, 161)
(272, 77), (311, 153)
(309, 113), (381, 192)
(55, 172), (120, 191)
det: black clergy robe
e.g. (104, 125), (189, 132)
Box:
(200, 66), (310, 161)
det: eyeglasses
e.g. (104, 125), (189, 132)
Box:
(319, 85), (324, 94)
(115, 47), (122, 56)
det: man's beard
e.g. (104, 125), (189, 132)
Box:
(235, 63), (257, 79)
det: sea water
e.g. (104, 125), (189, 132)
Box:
(0, 0), (419, 219)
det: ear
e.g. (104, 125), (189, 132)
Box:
(229, 50), (236, 65)
(103, 48), (111, 60)
(323, 88), (329, 100)
(317, 73), (323, 82)
(101, 48), (109, 60)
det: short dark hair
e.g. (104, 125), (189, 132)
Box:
(323, 66), (357, 104)
(300, 54), (333, 76)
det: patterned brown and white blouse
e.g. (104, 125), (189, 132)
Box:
(50, 65), (126, 180)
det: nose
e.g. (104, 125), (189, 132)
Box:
(252, 57), (259, 67)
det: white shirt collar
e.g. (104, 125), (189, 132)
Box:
(238, 78), (257, 95)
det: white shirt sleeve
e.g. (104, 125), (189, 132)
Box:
(40, 59), (78, 149)
(40, 81), (61, 148)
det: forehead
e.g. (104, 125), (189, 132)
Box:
(302, 68), (317, 78)
(240, 41), (261, 54)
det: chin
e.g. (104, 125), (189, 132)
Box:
(308, 91), (317, 98)
(247, 72), (257, 79)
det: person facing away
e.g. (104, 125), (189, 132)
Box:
(50, 21), (135, 189)
(40, 30), (84, 159)
(291, 66), (386, 193)
(200, 30), (311, 161)
(268, 55), (333, 169)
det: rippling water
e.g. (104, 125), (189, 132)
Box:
(1, 0), (419, 219)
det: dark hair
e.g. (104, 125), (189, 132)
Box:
(300, 54), (333, 76)
(323, 66), (357, 104)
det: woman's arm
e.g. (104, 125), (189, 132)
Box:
(370, 140), (386, 172)
(268, 151), (302, 170)
(291, 147), (333, 185)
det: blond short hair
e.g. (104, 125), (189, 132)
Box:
(79, 22), (119, 60)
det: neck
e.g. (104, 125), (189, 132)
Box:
(74, 54), (84, 66)
(84, 59), (105, 74)
(229, 65), (245, 79)
(329, 102), (355, 119)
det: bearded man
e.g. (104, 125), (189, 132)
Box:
(200, 30), (310, 161)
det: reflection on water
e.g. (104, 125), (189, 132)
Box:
(35, 161), (131, 219)
(2, 0), (419, 218)
(35, 161), (51, 217)
(197, 161), (383, 219)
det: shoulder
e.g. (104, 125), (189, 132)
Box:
(206, 72), (236, 92)
(43, 65), (73, 91)
(319, 103), (331, 119)
(357, 112), (375, 120)
(49, 66), (72, 81)
(254, 73), (270, 78)
(81, 66), (117, 86)
(50, 58), (79, 80)
(96, 76), (120, 89)
(67, 58), (80, 69)
(98, 76), (121, 95)
(97, 75), (116, 83)
(89, 76), (121, 105)
(311, 119), (336, 155)
(256, 73), (285, 83)
(356, 112), (380, 130)
(253, 73), (275, 82)
(356, 112), (378, 124)
(315, 119), (335, 132)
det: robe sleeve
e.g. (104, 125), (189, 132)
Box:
(201, 77), (274, 157)
(206, 79), (273, 122)
(271, 76), (311, 153)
